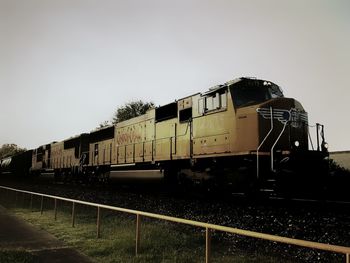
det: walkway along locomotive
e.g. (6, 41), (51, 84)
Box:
(1, 77), (329, 193)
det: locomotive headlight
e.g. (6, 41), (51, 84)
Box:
(294, 141), (300, 147)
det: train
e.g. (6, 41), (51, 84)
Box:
(1, 77), (329, 193)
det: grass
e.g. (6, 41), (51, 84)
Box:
(2, 196), (294, 263)
(12, 207), (207, 263)
(0, 250), (38, 263)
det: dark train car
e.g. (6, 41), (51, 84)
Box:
(12, 150), (33, 177)
(0, 157), (12, 176)
(0, 150), (33, 177)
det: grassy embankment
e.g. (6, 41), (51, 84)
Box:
(2, 196), (291, 263)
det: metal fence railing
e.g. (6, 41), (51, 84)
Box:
(0, 185), (349, 263)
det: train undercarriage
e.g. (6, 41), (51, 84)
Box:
(47, 147), (329, 198)
(161, 150), (329, 196)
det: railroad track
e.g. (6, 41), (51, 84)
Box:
(269, 196), (350, 207)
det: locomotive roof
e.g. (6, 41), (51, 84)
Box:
(209, 77), (280, 91)
(204, 77), (245, 95)
(225, 77), (279, 87)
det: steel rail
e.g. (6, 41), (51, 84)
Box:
(1, 185), (349, 262)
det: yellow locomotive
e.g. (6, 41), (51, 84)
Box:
(27, 77), (329, 192)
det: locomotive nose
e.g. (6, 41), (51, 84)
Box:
(256, 98), (309, 152)
(259, 97), (305, 112)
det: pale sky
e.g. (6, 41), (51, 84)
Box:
(0, 0), (349, 151)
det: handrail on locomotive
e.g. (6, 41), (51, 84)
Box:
(256, 106), (328, 182)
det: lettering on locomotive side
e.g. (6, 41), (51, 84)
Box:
(117, 130), (142, 145)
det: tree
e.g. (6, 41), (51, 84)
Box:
(112, 100), (155, 124)
(98, 120), (111, 129)
(0, 144), (26, 159)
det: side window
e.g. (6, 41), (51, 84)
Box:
(198, 99), (204, 114)
(206, 95), (215, 111)
(199, 91), (228, 114)
(220, 92), (227, 108)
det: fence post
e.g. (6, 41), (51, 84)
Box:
(30, 194), (33, 211)
(72, 202), (76, 227)
(206, 227), (211, 263)
(96, 206), (101, 238)
(15, 192), (18, 207)
(22, 192), (25, 206)
(40, 196), (44, 215)
(135, 214), (141, 255)
(54, 199), (57, 221)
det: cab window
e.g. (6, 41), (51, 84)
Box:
(230, 82), (283, 108)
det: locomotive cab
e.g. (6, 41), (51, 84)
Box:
(230, 78), (284, 109)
